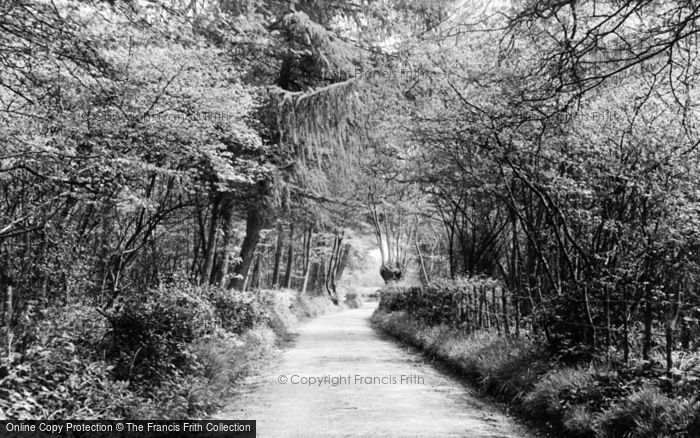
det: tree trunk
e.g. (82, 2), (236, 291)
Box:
(666, 288), (681, 374)
(325, 234), (342, 305)
(230, 206), (263, 291)
(301, 227), (313, 294)
(584, 285), (597, 350)
(511, 211), (520, 337)
(605, 284), (612, 349)
(335, 243), (351, 283)
(283, 223), (295, 289)
(642, 284), (653, 360)
(316, 256), (326, 296)
(248, 256), (261, 291)
(415, 239), (429, 285)
(271, 222), (285, 288)
(492, 286), (500, 333)
(502, 286), (509, 335)
(215, 195), (235, 286)
(200, 195), (220, 285)
(623, 287), (630, 364)
(5, 285), (12, 358)
(325, 234), (339, 294)
(306, 262), (319, 295)
(5, 286), (12, 333)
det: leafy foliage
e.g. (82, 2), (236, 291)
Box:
(108, 283), (216, 383)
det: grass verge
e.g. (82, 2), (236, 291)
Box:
(371, 310), (699, 438)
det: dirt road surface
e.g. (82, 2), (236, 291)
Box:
(214, 303), (536, 438)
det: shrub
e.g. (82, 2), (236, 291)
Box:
(257, 289), (298, 337)
(108, 283), (216, 383)
(206, 287), (269, 334)
(344, 292), (363, 309)
(0, 307), (142, 419)
(2, 281), (335, 420)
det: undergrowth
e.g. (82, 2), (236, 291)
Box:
(371, 310), (699, 438)
(0, 283), (336, 419)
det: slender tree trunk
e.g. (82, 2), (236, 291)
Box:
(283, 223), (295, 289)
(5, 285), (12, 357)
(665, 325), (674, 374)
(301, 228), (313, 294)
(325, 234), (340, 294)
(306, 262), (319, 295)
(316, 256), (326, 296)
(5, 286), (12, 332)
(200, 196), (220, 285)
(510, 211), (519, 337)
(469, 286), (476, 332)
(623, 289), (630, 364)
(584, 285), (596, 350)
(415, 238), (429, 285)
(271, 222), (285, 288)
(502, 286), (509, 335)
(325, 235), (343, 304)
(478, 286), (484, 329)
(491, 286), (501, 334)
(215, 195), (236, 286)
(384, 206), (393, 266)
(230, 206), (263, 291)
(642, 284), (653, 360)
(666, 288), (681, 374)
(605, 284), (612, 350)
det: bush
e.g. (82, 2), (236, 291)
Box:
(108, 283), (216, 383)
(206, 287), (269, 334)
(344, 292), (363, 309)
(0, 306), (142, 419)
(257, 289), (298, 336)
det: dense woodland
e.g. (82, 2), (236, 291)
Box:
(2, 0), (700, 431)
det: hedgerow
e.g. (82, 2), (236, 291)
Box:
(374, 282), (700, 438)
